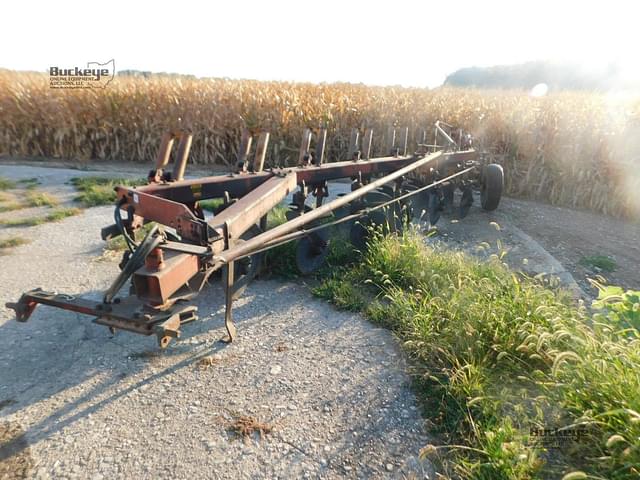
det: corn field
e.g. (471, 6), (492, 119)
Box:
(1, 70), (639, 218)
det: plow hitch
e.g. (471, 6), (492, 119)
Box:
(6, 288), (198, 348)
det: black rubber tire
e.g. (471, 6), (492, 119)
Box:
(295, 230), (330, 275)
(480, 164), (504, 211)
(349, 209), (388, 251)
(378, 185), (396, 197)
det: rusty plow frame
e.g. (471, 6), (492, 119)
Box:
(6, 124), (503, 348)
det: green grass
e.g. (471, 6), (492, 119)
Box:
(0, 177), (16, 190)
(580, 254), (617, 272)
(266, 205), (288, 229)
(24, 191), (59, 208)
(105, 235), (128, 251)
(260, 205), (297, 277)
(0, 177), (40, 190)
(0, 208), (81, 227)
(0, 202), (22, 213)
(105, 222), (157, 251)
(199, 198), (224, 212)
(0, 177), (58, 215)
(313, 270), (366, 310)
(592, 282), (640, 331)
(312, 227), (640, 479)
(0, 189), (60, 211)
(70, 176), (146, 207)
(0, 236), (30, 250)
(17, 177), (40, 189)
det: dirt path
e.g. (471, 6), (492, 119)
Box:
(502, 198), (640, 293)
(427, 193), (640, 297)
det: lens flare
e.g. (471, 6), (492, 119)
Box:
(530, 83), (549, 97)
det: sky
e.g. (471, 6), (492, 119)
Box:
(2, 0), (637, 87)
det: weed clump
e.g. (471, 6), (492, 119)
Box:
(314, 228), (640, 479)
(0, 208), (81, 227)
(71, 176), (145, 207)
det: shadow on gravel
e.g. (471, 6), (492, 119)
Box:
(0, 283), (265, 468)
(0, 421), (33, 479)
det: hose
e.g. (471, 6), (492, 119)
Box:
(114, 202), (138, 252)
(103, 224), (162, 303)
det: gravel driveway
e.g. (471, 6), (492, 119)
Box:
(0, 204), (434, 479)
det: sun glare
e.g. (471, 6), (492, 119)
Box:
(530, 83), (549, 97)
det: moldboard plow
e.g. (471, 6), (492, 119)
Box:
(6, 122), (503, 348)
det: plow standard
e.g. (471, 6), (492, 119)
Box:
(6, 122), (503, 347)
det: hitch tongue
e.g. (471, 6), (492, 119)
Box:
(6, 294), (39, 322)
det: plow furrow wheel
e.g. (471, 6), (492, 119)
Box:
(350, 210), (388, 251)
(287, 204), (332, 275)
(377, 184), (396, 197)
(295, 230), (330, 275)
(349, 190), (402, 251)
(377, 187), (409, 232)
(442, 184), (455, 213)
(399, 182), (419, 223)
(285, 204), (312, 221)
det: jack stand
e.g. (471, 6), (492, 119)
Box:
(221, 261), (237, 343)
(221, 222), (237, 343)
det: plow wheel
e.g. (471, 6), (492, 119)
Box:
(350, 209), (389, 251)
(349, 190), (402, 251)
(480, 164), (504, 211)
(377, 184), (396, 198)
(230, 224), (265, 299)
(296, 229), (330, 275)
(442, 183), (455, 213)
(287, 204), (332, 275)
(405, 182), (428, 220)
(333, 196), (353, 232)
(397, 182), (419, 224)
